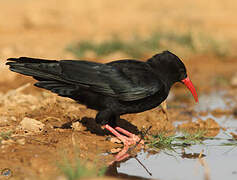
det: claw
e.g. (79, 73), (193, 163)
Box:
(104, 124), (143, 146)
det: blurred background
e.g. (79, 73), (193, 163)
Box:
(1, 0), (237, 89)
(1, 0), (237, 58)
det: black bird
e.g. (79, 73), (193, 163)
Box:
(6, 51), (198, 146)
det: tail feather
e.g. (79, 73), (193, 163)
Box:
(7, 57), (58, 64)
(6, 57), (79, 98)
(6, 57), (62, 81)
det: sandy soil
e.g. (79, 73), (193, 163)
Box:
(0, 0), (237, 179)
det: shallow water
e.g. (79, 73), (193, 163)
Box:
(110, 91), (237, 180)
(118, 146), (237, 180)
(194, 91), (235, 112)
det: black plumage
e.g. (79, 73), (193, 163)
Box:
(6, 51), (193, 128)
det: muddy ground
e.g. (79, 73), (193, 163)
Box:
(0, 0), (237, 179)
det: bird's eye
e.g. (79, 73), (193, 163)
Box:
(179, 69), (187, 80)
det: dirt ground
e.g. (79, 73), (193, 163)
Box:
(0, 0), (237, 179)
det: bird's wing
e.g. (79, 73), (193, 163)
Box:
(6, 57), (162, 101)
(60, 60), (162, 101)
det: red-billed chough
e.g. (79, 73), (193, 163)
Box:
(6, 51), (198, 146)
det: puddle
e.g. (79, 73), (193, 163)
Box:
(117, 144), (237, 180)
(194, 91), (235, 112)
(107, 91), (237, 180)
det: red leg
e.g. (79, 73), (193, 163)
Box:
(115, 126), (144, 144)
(109, 146), (130, 165)
(104, 124), (143, 146)
(104, 124), (134, 146)
(115, 127), (134, 136)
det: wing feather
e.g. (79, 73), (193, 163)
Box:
(60, 60), (162, 101)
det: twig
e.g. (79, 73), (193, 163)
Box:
(127, 125), (152, 153)
(198, 150), (210, 180)
(160, 100), (169, 120)
(134, 156), (152, 176)
(126, 126), (152, 176)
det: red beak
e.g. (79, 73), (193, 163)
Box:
(181, 77), (198, 102)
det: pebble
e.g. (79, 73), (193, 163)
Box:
(0, 116), (8, 126)
(18, 117), (45, 133)
(71, 121), (86, 131)
(1, 139), (14, 145)
(16, 138), (26, 145)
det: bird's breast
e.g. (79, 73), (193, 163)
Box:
(118, 87), (169, 115)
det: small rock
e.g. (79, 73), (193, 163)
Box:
(30, 105), (37, 111)
(71, 121), (86, 131)
(18, 117), (45, 133)
(110, 137), (122, 144)
(111, 147), (122, 153)
(16, 138), (26, 145)
(1, 139), (14, 145)
(10, 116), (17, 122)
(0, 116), (9, 126)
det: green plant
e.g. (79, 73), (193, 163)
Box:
(177, 130), (207, 145)
(146, 130), (208, 152)
(58, 157), (106, 180)
(220, 132), (237, 147)
(67, 31), (228, 59)
(0, 131), (12, 143)
(146, 133), (178, 151)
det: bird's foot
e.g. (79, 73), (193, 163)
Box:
(104, 124), (144, 146)
(115, 126), (144, 145)
(109, 146), (130, 165)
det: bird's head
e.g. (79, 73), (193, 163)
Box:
(147, 51), (198, 102)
